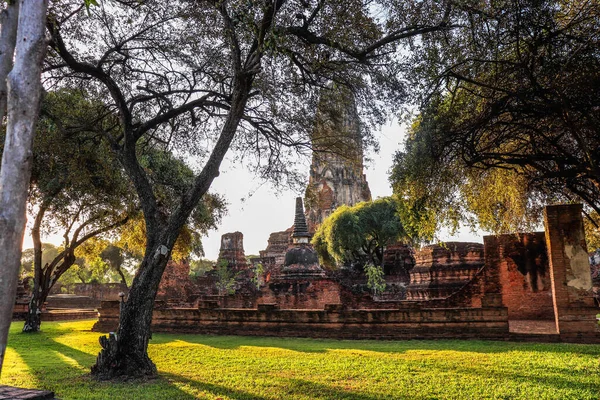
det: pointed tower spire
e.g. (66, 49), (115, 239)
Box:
(292, 197), (310, 244)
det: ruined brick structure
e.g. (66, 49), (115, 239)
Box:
(304, 87), (371, 233)
(217, 231), (248, 271)
(407, 242), (484, 300)
(484, 233), (554, 320)
(544, 204), (598, 340)
(156, 259), (195, 303)
(254, 88), (373, 270)
(258, 228), (292, 275)
(95, 204), (599, 343)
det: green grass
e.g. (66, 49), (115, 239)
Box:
(1, 320), (600, 399)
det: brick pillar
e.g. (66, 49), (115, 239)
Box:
(544, 204), (599, 342)
(482, 235), (504, 307)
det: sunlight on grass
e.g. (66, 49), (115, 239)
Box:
(0, 346), (37, 389)
(1, 320), (600, 399)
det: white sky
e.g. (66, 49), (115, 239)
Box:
(200, 120), (483, 260)
(24, 120), (483, 261)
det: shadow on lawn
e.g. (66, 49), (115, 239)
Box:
(162, 372), (272, 400)
(162, 372), (387, 400)
(9, 333), (196, 400)
(151, 333), (600, 356)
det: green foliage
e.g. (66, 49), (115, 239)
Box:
(3, 320), (600, 400)
(364, 263), (386, 296)
(214, 260), (237, 295)
(189, 259), (215, 279)
(250, 263), (264, 290)
(390, 100), (545, 240)
(583, 212), (600, 251)
(83, 0), (98, 10)
(393, 0), (600, 239)
(20, 244), (59, 279)
(117, 149), (226, 262)
(312, 197), (412, 269)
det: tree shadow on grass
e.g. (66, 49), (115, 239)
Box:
(8, 334), (197, 400)
(161, 372), (272, 400)
(161, 372), (392, 400)
(274, 377), (392, 400)
(151, 332), (600, 356)
(399, 357), (600, 398)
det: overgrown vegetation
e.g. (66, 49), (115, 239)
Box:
(2, 320), (600, 400)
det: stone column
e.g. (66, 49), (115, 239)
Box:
(544, 204), (599, 341)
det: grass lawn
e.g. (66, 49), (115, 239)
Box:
(1, 320), (599, 399)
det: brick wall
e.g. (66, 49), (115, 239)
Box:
(93, 300), (509, 340)
(157, 260), (194, 303)
(484, 233), (554, 320)
(258, 278), (341, 309)
(544, 204), (599, 341)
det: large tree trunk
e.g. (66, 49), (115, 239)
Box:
(91, 236), (172, 379)
(0, 1), (18, 122)
(22, 281), (49, 333)
(91, 76), (254, 380)
(0, 0), (48, 374)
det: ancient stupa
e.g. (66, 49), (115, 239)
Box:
(280, 197), (326, 279)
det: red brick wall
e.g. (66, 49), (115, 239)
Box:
(484, 233), (555, 320)
(157, 260), (194, 303)
(93, 300), (509, 340)
(259, 278), (341, 309)
(544, 204), (599, 340)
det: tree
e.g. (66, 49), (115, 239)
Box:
(12, 89), (136, 333)
(392, 0), (600, 239)
(213, 260), (237, 296)
(0, 0), (48, 374)
(390, 105), (546, 240)
(365, 263), (386, 296)
(312, 197), (410, 269)
(46, 0), (454, 379)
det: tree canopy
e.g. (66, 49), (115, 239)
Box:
(44, 0), (458, 379)
(312, 197), (410, 269)
(391, 0), (600, 240)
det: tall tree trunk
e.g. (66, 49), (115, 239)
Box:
(91, 77), (253, 380)
(91, 232), (173, 379)
(0, 1), (19, 123)
(22, 280), (49, 333)
(0, 0), (48, 374)
(22, 200), (46, 333)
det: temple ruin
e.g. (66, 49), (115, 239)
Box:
(93, 202), (600, 343)
(49, 87), (597, 343)
(304, 87), (371, 232)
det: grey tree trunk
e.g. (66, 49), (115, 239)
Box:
(0, 0), (48, 375)
(0, 1), (19, 123)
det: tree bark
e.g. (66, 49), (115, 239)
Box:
(0, 0), (48, 374)
(22, 201), (47, 333)
(0, 1), (19, 123)
(91, 76), (254, 380)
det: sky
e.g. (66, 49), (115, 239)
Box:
(199, 120), (482, 261)
(24, 120), (483, 261)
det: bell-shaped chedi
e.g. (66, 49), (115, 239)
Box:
(304, 86), (371, 233)
(280, 198), (326, 279)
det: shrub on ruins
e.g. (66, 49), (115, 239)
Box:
(390, 0), (600, 242)
(45, 0), (458, 379)
(364, 263), (386, 297)
(312, 197), (411, 270)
